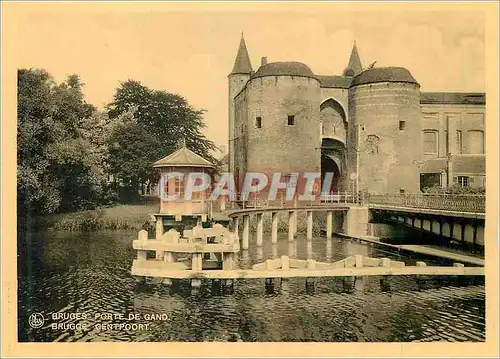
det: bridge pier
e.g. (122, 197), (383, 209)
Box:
(306, 210), (313, 240)
(326, 211), (333, 239)
(343, 207), (369, 237)
(242, 215), (249, 250)
(256, 213), (263, 247)
(288, 211), (294, 241)
(271, 212), (278, 244)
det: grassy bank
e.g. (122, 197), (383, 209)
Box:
(40, 202), (159, 231)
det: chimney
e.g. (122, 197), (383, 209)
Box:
(261, 56), (268, 66)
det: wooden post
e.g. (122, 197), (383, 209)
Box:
(306, 210), (313, 240)
(288, 211), (294, 241)
(220, 195), (226, 212)
(137, 230), (148, 261)
(164, 252), (174, 263)
(271, 212), (278, 244)
(233, 216), (240, 240)
(326, 211), (332, 239)
(192, 253), (203, 272)
(155, 216), (164, 260)
(156, 216), (163, 239)
(380, 258), (391, 268)
(354, 254), (364, 294)
(355, 254), (363, 268)
(281, 255), (290, 270)
(293, 210), (298, 237)
(256, 213), (263, 247)
(242, 215), (249, 250)
(223, 253), (234, 270)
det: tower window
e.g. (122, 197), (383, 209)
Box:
(255, 117), (262, 129)
(287, 115), (295, 126)
(399, 120), (406, 130)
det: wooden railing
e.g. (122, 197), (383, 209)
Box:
(366, 193), (485, 213)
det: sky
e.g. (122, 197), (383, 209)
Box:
(9, 4), (486, 149)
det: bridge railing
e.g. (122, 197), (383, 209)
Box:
(365, 193), (485, 213)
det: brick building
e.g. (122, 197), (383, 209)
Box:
(228, 35), (485, 195)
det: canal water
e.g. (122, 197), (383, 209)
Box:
(18, 230), (485, 342)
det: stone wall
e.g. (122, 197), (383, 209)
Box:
(243, 75), (322, 175)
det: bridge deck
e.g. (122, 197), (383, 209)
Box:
(368, 204), (485, 219)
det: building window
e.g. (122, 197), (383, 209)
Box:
(457, 176), (469, 187)
(332, 125), (336, 134)
(466, 130), (484, 154)
(321, 121), (325, 135)
(456, 130), (462, 154)
(399, 189), (405, 194)
(423, 130), (438, 155)
(255, 117), (262, 129)
(399, 120), (406, 130)
(287, 115), (295, 126)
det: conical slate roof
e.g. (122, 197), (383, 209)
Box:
(230, 34), (253, 75)
(153, 146), (214, 168)
(343, 42), (363, 76)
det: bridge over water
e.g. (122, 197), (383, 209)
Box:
(224, 192), (486, 252)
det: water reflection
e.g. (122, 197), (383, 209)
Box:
(17, 230), (485, 342)
(326, 239), (332, 261)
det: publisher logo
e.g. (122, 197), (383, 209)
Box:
(28, 313), (44, 329)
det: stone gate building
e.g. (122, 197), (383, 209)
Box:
(228, 34), (485, 195)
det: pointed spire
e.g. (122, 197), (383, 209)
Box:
(343, 41), (363, 77)
(230, 33), (253, 75)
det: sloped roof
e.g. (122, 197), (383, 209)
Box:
(351, 67), (419, 87)
(317, 75), (351, 89)
(153, 146), (214, 168)
(231, 35), (253, 75)
(252, 61), (317, 80)
(420, 92), (485, 105)
(419, 155), (485, 174)
(452, 155), (485, 174)
(419, 158), (447, 173)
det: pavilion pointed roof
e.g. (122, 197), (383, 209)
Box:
(343, 42), (363, 77)
(230, 34), (253, 75)
(153, 145), (214, 168)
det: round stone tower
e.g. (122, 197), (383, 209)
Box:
(228, 34), (253, 176)
(347, 67), (422, 194)
(244, 61), (321, 177)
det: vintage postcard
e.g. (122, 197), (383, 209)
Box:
(1, 1), (499, 358)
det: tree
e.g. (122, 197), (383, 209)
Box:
(106, 109), (163, 200)
(107, 80), (217, 164)
(17, 69), (109, 217)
